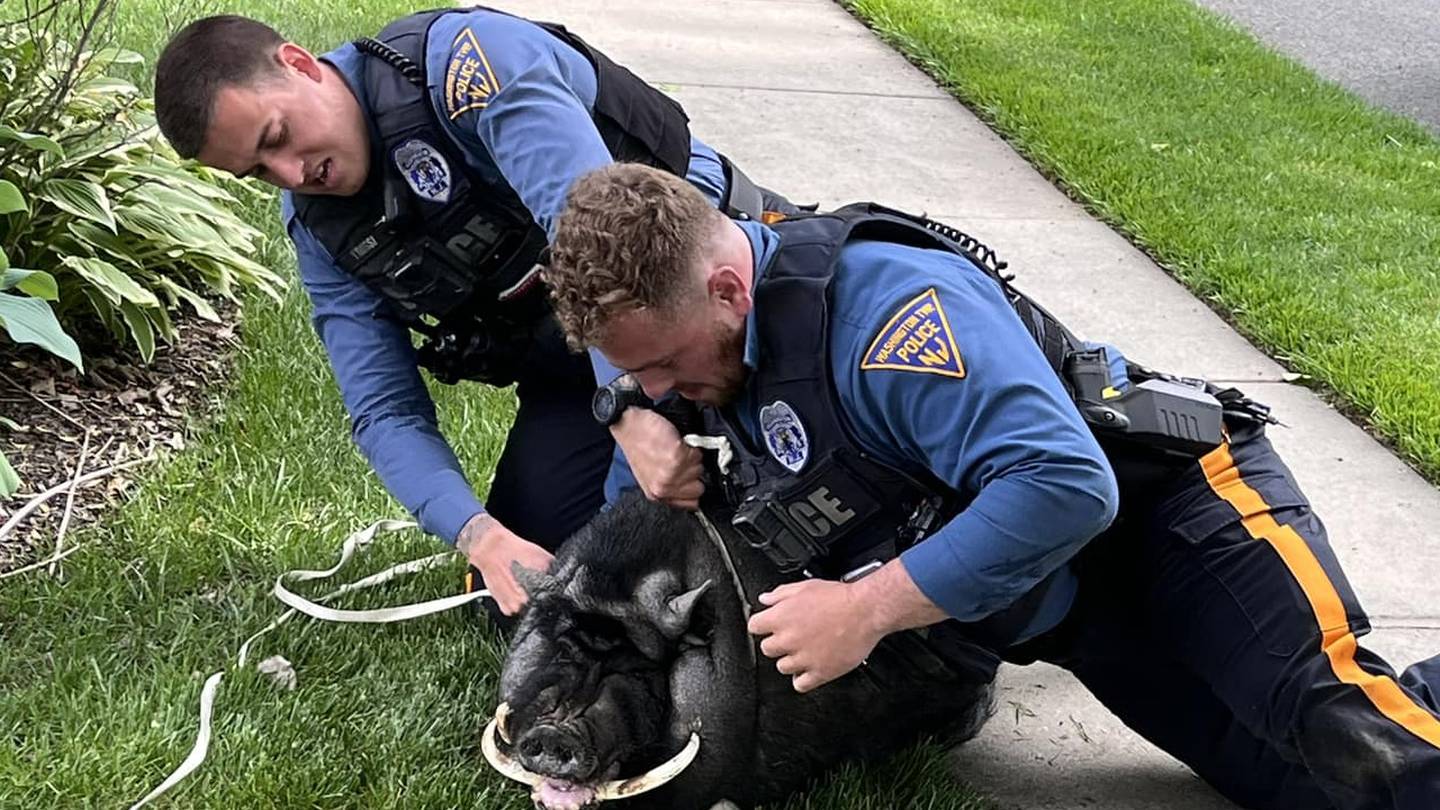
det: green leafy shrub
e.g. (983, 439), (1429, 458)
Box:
(0, 4), (288, 496)
(0, 19), (285, 366)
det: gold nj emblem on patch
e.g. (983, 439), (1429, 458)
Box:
(860, 287), (966, 378)
(445, 27), (502, 120)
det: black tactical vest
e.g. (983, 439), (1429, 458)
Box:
(291, 7), (692, 384)
(703, 203), (1082, 646)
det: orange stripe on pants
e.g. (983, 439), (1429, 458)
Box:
(1200, 442), (1440, 749)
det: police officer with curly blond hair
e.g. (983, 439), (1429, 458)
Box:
(543, 161), (1440, 810)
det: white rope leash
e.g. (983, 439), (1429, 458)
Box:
(129, 519), (491, 809)
(270, 519), (490, 624)
(130, 436), (739, 807)
(682, 434), (733, 474)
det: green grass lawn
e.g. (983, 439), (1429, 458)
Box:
(0, 2), (989, 807)
(845, 0), (1440, 479)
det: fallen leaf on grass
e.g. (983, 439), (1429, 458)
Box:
(257, 655), (297, 691)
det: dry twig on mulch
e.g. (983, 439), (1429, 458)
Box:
(0, 311), (241, 571)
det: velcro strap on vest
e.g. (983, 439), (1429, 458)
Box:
(720, 155), (765, 221)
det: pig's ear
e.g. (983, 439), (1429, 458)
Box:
(511, 562), (558, 599)
(634, 572), (713, 640)
(624, 579), (714, 660)
(665, 580), (713, 635)
(651, 580), (713, 640)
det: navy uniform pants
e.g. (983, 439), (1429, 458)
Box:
(479, 319), (615, 553)
(462, 318), (616, 621)
(485, 372), (613, 551)
(1008, 417), (1440, 809)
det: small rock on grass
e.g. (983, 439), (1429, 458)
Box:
(257, 655), (297, 691)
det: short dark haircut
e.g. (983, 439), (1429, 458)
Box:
(154, 15), (288, 158)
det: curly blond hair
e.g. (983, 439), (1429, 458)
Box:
(545, 163), (724, 349)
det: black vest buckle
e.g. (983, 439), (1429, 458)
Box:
(731, 492), (826, 573)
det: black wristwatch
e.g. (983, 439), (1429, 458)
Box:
(592, 374), (652, 427)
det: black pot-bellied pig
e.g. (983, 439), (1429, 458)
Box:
(482, 494), (997, 810)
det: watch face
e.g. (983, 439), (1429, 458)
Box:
(592, 387), (618, 424)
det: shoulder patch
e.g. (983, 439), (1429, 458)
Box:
(444, 27), (502, 120)
(860, 288), (966, 379)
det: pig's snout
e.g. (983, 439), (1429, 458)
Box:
(516, 724), (597, 782)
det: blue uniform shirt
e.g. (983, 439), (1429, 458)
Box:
(281, 9), (727, 543)
(734, 221), (1120, 642)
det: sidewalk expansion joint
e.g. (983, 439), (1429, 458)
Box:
(924, 214), (1099, 223)
(1369, 617), (1440, 631)
(661, 80), (951, 102)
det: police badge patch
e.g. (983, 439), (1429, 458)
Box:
(392, 139), (451, 204)
(760, 401), (809, 473)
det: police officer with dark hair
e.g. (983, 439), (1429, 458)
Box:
(544, 162), (1440, 810)
(154, 10), (790, 616)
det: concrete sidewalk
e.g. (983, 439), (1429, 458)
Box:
(492, 1), (1440, 807)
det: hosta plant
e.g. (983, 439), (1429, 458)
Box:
(0, 5), (286, 498)
(0, 19), (285, 366)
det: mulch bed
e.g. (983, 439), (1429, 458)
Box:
(0, 310), (241, 573)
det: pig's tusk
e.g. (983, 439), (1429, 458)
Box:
(593, 732), (702, 800)
(481, 715), (543, 788)
(496, 702), (513, 745)
(481, 703), (702, 804)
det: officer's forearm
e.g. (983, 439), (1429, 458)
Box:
(852, 558), (950, 638)
(455, 512), (497, 558)
(357, 413), (484, 543)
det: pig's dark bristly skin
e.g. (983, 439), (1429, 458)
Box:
(497, 493), (997, 809)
